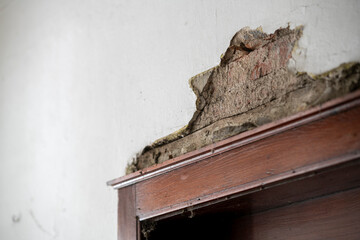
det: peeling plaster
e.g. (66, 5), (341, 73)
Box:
(127, 26), (360, 173)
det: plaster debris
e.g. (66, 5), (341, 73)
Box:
(141, 220), (157, 240)
(126, 26), (360, 173)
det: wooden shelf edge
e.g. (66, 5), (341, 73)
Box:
(138, 152), (360, 221)
(107, 90), (360, 189)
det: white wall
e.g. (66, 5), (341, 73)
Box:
(0, 0), (359, 239)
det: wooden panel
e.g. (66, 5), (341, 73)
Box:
(231, 187), (360, 240)
(136, 105), (360, 219)
(152, 158), (360, 221)
(147, 184), (360, 240)
(118, 186), (138, 240)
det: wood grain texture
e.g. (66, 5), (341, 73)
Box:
(109, 92), (360, 238)
(150, 158), (360, 222)
(148, 180), (360, 240)
(118, 186), (137, 240)
(107, 90), (360, 189)
(136, 105), (360, 220)
(230, 187), (360, 240)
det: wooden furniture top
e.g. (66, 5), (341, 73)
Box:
(109, 90), (360, 240)
(107, 90), (360, 190)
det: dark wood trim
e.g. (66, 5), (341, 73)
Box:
(118, 185), (137, 240)
(230, 187), (360, 239)
(107, 90), (360, 189)
(135, 103), (360, 220)
(109, 90), (360, 239)
(147, 186), (360, 240)
(151, 158), (360, 222)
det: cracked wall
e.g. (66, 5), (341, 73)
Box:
(1, 1), (360, 240)
(128, 26), (360, 173)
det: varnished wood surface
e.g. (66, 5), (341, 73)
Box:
(107, 90), (360, 189)
(118, 186), (137, 240)
(148, 187), (360, 240)
(230, 187), (360, 240)
(111, 92), (360, 239)
(136, 104), (360, 220)
(151, 158), (360, 221)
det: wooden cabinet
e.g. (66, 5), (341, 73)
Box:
(108, 91), (360, 240)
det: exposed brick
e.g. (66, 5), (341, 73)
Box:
(126, 26), (360, 173)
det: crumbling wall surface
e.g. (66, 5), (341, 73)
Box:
(126, 26), (360, 173)
(188, 27), (303, 133)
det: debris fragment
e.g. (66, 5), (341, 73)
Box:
(126, 26), (360, 173)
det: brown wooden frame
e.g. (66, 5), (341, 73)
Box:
(108, 90), (360, 240)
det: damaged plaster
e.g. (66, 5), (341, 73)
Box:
(127, 26), (360, 173)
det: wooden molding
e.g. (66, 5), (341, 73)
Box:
(108, 90), (360, 190)
(109, 90), (360, 239)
